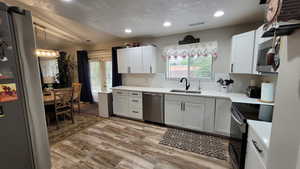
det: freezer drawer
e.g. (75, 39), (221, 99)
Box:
(143, 93), (164, 124)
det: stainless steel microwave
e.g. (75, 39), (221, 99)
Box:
(256, 39), (280, 73)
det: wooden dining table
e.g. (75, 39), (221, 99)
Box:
(43, 93), (55, 106)
(43, 88), (72, 106)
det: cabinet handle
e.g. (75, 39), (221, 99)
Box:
(180, 102), (183, 111)
(131, 93), (139, 96)
(117, 92), (122, 94)
(128, 67), (131, 73)
(231, 64), (234, 73)
(252, 140), (263, 153)
(183, 102), (185, 111)
(132, 111), (139, 114)
(150, 66), (152, 73)
(132, 100), (139, 103)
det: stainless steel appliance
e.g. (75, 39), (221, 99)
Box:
(229, 103), (273, 169)
(0, 3), (50, 169)
(256, 38), (280, 73)
(143, 93), (164, 124)
(246, 86), (261, 99)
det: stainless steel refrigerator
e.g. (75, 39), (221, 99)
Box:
(0, 2), (51, 169)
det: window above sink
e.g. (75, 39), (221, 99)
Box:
(163, 41), (217, 80)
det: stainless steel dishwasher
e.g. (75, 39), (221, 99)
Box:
(143, 93), (164, 124)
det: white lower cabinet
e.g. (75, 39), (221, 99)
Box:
(245, 142), (266, 169)
(113, 90), (143, 120)
(183, 102), (205, 131)
(214, 98), (232, 136)
(245, 124), (268, 169)
(165, 100), (183, 127)
(165, 95), (215, 133)
(113, 95), (128, 117)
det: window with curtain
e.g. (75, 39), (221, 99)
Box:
(88, 50), (112, 102)
(164, 41), (217, 79)
(104, 61), (112, 89)
(40, 58), (59, 83)
(89, 60), (101, 102)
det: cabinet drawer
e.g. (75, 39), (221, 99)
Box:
(113, 90), (128, 96)
(129, 91), (142, 98)
(245, 139), (266, 169)
(128, 108), (143, 120)
(129, 97), (142, 109)
(248, 126), (268, 166)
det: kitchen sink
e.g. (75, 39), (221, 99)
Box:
(170, 89), (202, 94)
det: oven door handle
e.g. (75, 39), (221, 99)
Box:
(231, 113), (246, 133)
(231, 113), (243, 126)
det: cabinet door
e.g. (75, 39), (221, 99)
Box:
(142, 46), (157, 73)
(245, 140), (266, 169)
(129, 47), (143, 73)
(231, 30), (255, 74)
(215, 98), (232, 136)
(113, 95), (128, 117)
(117, 48), (130, 73)
(165, 100), (183, 127)
(183, 102), (205, 131)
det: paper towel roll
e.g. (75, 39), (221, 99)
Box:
(261, 82), (274, 103)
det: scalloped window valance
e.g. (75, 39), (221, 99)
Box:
(162, 41), (218, 59)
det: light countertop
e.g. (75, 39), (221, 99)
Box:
(247, 120), (272, 149)
(112, 86), (275, 106)
(98, 90), (112, 94)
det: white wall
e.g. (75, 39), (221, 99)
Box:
(267, 31), (300, 169)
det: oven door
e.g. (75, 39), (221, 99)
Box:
(229, 107), (247, 169)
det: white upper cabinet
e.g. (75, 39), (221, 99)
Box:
(230, 30), (256, 74)
(117, 48), (130, 73)
(117, 46), (157, 74)
(142, 46), (157, 73)
(129, 47), (143, 73)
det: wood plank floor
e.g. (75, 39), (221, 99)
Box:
(51, 117), (231, 169)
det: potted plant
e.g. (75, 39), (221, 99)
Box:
(217, 78), (234, 93)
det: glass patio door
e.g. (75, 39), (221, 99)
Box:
(89, 59), (112, 102)
(89, 60), (101, 102)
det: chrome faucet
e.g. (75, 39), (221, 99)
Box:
(180, 77), (190, 91)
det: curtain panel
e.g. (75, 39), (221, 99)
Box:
(112, 47), (123, 87)
(77, 50), (94, 103)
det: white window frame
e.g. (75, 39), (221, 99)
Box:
(166, 56), (213, 80)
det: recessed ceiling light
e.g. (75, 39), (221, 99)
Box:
(163, 21), (172, 27)
(124, 28), (132, 34)
(214, 10), (224, 17)
(62, 0), (73, 2)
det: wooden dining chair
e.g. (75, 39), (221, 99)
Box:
(53, 88), (74, 129)
(72, 83), (82, 113)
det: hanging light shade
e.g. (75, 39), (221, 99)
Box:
(35, 49), (59, 58)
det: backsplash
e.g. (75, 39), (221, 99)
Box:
(122, 73), (277, 93)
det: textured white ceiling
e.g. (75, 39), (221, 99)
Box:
(1, 0), (265, 44)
